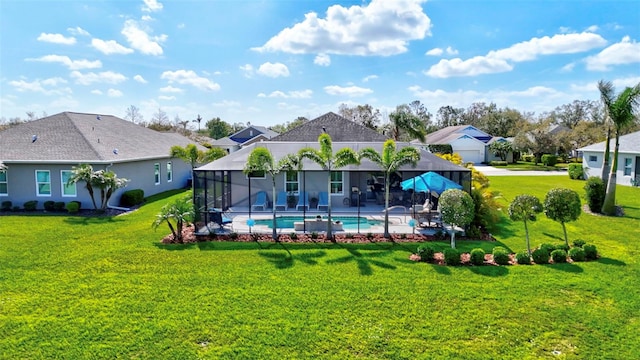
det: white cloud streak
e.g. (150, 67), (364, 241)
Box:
(585, 36), (640, 71)
(121, 19), (166, 56)
(70, 71), (127, 85)
(257, 62), (290, 78)
(91, 38), (134, 55)
(37, 33), (76, 45)
(27, 55), (102, 70)
(160, 70), (220, 91)
(324, 85), (373, 97)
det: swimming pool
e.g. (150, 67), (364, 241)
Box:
(253, 216), (383, 230)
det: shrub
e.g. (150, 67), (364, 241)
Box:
(290, 232), (298, 240)
(229, 232), (238, 240)
(120, 189), (145, 207)
(443, 248), (461, 266)
(12, 206), (20, 211)
(541, 154), (558, 166)
(489, 160), (508, 166)
(416, 244), (435, 262)
(366, 232), (374, 240)
(310, 232), (318, 240)
(66, 201), (80, 213)
(568, 163), (584, 180)
(522, 154), (535, 162)
(573, 239), (586, 248)
(492, 246), (510, 265)
(539, 243), (556, 255)
(532, 248), (549, 264)
(428, 144), (453, 155)
(465, 226), (482, 239)
(583, 244), (598, 260)
(551, 249), (567, 263)
(44, 200), (55, 211)
(469, 248), (485, 266)
(24, 200), (38, 211)
(556, 244), (570, 252)
(345, 233), (354, 239)
(54, 202), (66, 211)
(584, 177), (605, 213)
(568, 247), (586, 262)
(515, 251), (531, 265)
(1, 200), (11, 212)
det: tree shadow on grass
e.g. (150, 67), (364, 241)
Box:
(546, 263), (583, 273)
(467, 265), (509, 277)
(542, 232), (563, 241)
(258, 248), (327, 269)
(64, 216), (124, 225)
(154, 242), (199, 251)
(597, 257), (626, 266)
(430, 264), (451, 275)
(326, 246), (396, 276)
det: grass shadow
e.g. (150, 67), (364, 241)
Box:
(467, 265), (509, 277)
(542, 232), (563, 241)
(153, 242), (198, 251)
(430, 263), (451, 275)
(547, 263), (584, 273)
(326, 245), (397, 276)
(257, 248), (327, 269)
(597, 257), (626, 266)
(64, 216), (124, 225)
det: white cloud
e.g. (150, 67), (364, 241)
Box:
(561, 62), (575, 72)
(133, 75), (147, 83)
(27, 55), (102, 70)
(445, 46), (458, 55)
(257, 62), (290, 78)
(142, 0), (163, 12)
(160, 70), (220, 91)
(8, 78), (72, 96)
(570, 76), (640, 92)
(212, 100), (241, 108)
(362, 75), (378, 82)
(258, 89), (312, 99)
(158, 95), (176, 100)
(141, 15), (153, 21)
(91, 38), (134, 55)
(70, 71), (127, 85)
(425, 47), (443, 56)
(160, 85), (184, 93)
(177, 23), (185, 29)
(107, 88), (123, 97)
(41, 77), (68, 86)
(121, 19), (166, 56)
(37, 33), (76, 45)
(239, 64), (254, 78)
(67, 27), (90, 36)
(425, 32), (606, 78)
(314, 53), (331, 66)
(324, 85), (373, 97)
(585, 36), (640, 71)
(91, 89), (103, 95)
(585, 25), (599, 32)
(253, 0), (432, 56)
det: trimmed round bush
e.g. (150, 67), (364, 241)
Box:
(54, 201), (66, 211)
(469, 248), (485, 266)
(583, 244), (598, 260)
(551, 249), (567, 263)
(492, 246), (510, 265)
(417, 244), (435, 262)
(443, 248), (461, 266)
(532, 248), (550, 264)
(568, 163), (584, 180)
(568, 247), (586, 262)
(120, 189), (145, 207)
(573, 239), (586, 248)
(515, 251), (531, 265)
(539, 243), (556, 255)
(584, 177), (605, 213)
(66, 201), (80, 213)
(541, 154), (558, 166)
(44, 200), (55, 211)
(24, 200), (38, 211)
(556, 244), (570, 252)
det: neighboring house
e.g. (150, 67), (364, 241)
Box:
(578, 130), (640, 186)
(423, 125), (512, 164)
(0, 112), (205, 209)
(192, 112), (471, 223)
(210, 124), (279, 153)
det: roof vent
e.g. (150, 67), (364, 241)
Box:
(96, 115), (101, 120)
(32, 135), (38, 143)
(113, 149), (118, 155)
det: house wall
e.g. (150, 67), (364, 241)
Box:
(582, 150), (639, 186)
(1, 158), (191, 210)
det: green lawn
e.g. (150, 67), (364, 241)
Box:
(495, 161), (571, 171)
(1, 179), (639, 359)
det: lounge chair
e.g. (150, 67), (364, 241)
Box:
(274, 191), (288, 211)
(251, 191), (268, 211)
(317, 191), (329, 211)
(208, 208), (233, 232)
(296, 191), (309, 211)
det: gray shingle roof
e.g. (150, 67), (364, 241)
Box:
(578, 130), (640, 154)
(270, 112), (388, 142)
(196, 141), (470, 173)
(0, 111), (203, 163)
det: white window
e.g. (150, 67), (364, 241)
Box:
(154, 163), (160, 185)
(36, 170), (51, 196)
(624, 158), (632, 176)
(60, 170), (76, 197)
(0, 169), (7, 196)
(330, 171), (343, 195)
(166, 162), (173, 182)
(588, 155), (597, 162)
(285, 171), (299, 194)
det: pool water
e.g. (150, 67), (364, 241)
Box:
(253, 216), (383, 230)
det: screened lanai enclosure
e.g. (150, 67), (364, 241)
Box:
(192, 141), (472, 234)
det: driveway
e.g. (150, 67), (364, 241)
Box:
(474, 164), (568, 176)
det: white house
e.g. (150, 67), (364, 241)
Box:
(422, 125), (512, 164)
(578, 130), (640, 186)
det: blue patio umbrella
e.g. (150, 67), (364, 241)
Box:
(400, 171), (463, 195)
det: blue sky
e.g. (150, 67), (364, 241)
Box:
(1, 0), (639, 127)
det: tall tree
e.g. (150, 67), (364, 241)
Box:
(243, 147), (300, 240)
(269, 116), (308, 134)
(170, 144), (226, 169)
(338, 103), (381, 130)
(149, 108), (172, 131)
(553, 100), (597, 129)
(386, 103), (428, 142)
(512, 118), (558, 164)
(359, 140), (420, 238)
(598, 80), (640, 215)
(124, 105), (144, 124)
(299, 133), (360, 240)
(206, 117), (232, 139)
(436, 105), (464, 128)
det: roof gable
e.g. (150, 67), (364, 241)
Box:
(427, 125), (493, 144)
(270, 112), (388, 142)
(578, 130), (640, 154)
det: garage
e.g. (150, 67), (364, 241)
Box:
(456, 150), (483, 164)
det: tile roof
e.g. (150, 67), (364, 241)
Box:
(578, 130), (640, 154)
(0, 111), (203, 163)
(196, 141), (470, 173)
(270, 112), (388, 142)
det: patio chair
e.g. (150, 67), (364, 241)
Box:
(208, 208), (233, 233)
(317, 191), (329, 211)
(296, 191), (309, 211)
(274, 191), (288, 211)
(251, 191), (268, 211)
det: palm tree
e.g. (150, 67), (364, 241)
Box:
(170, 144), (226, 169)
(598, 80), (640, 215)
(387, 104), (427, 142)
(598, 81), (614, 184)
(243, 146), (299, 240)
(93, 170), (129, 210)
(152, 195), (194, 243)
(359, 139), (420, 238)
(298, 133), (360, 240)
(67, 164), (98, 210)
